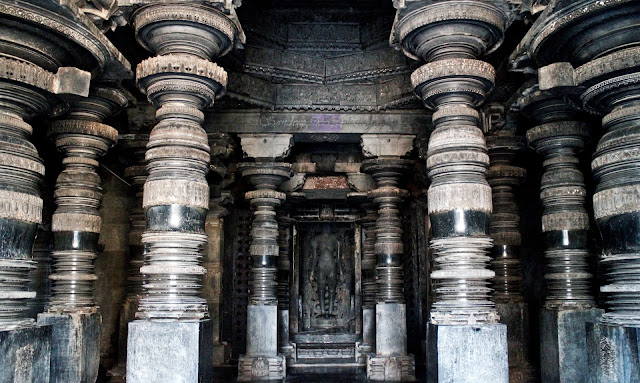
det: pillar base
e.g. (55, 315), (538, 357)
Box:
(367, 355), (416, 381)
(540, 307), (604, 383)
(126, 319), (213, 383)
(37, 311), (100, 383)
(586, 322), (640, 383)
(427, 323), (508, 383)
(496, 302), (535, 383)
(237, 354), (286, 381)
(360, 306), (375, 361)
(0, 325), (51, 383)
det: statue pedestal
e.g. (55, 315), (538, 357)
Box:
(586, 322), (640, 383)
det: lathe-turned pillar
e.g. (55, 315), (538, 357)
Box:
(393, 1), (511, 381)
(361, 134), (416, 381)
(107, 113), (150, 382)
(238, 134), (293, 381)
(516, 79), (602, 383)
(276, 213), (295, 360)
(38, 85), (128, 383)
(125, 3), (243, 383)
(486, 128), (535, 383)
(0, 57), (92, 383)
(358, 204), (378, 359)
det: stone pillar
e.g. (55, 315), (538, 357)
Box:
(358, 205), (378, 359)
(204, 199), (231, 365)
(486, 129), (535, 383)
(276, 214), (294, 360)
(361, 134), (416, 381)
(393, 2), (510, 382)
(107, 109), (151, 382)
(516, 80), (602, 383)
(125, 4), (242, 383)
(0, 59), (91, 383)
(513, 2), (640, 381)
(237, 134), (293, 381)
(37, 85), (127, 383)
(571, 39), (640, 383)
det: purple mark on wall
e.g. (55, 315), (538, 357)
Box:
(311, 114), (341, 132)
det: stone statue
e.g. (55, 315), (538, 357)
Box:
(309, 225), (343, 318)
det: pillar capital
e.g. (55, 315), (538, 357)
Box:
(239, 134), (294, 160)
(361, 134), (415, 158)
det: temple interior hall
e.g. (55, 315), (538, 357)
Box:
(1, 1), (640, 382)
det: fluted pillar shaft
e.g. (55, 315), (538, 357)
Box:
(359, 205), (378, 355)
(0, 60), (91, 330)
(398, 1), (510, 324)
(46, 86), (125, 312)
(361, 134), (415, 381)
(487, 130), (534, 383)
(394, 2), (510, 381)
(528, 122), (594, 308)
(237, 134), (292, 381)
(276, 214), (294, 357)
(364, 159), (410, 305)
(487, 132), (527, 303)
(108, 128), (148, 382)
(130, 3), (237, 320)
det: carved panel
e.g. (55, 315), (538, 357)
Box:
(298, 223), (355, 332)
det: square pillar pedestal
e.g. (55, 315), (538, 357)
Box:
(540, 307), (604, 383)
(496, 302), (534, 382)
(0, 325), (51, 383)
(37, 312), (100, 383)
(238, 305), (286, 381)
(126, 319), (214, 383)
(367, 303), (416, 381)
(426, 323), (508, 383)
(586, 322), (640, 383)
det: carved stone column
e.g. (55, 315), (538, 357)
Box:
(125, 3), (243, 383)
(486, 129), (535, 383)
(37, 85), (127, 383)
(206, 132), (234, 366)
(0, 2), (130, 381)
(204, 197), (230, 365)
(393, 2), (511, 381)
(0, 59), (92, 382)
(515, 80), (603, 383)
(237, 134), (293, 381)
(361, 134), (416, 381)
(107, 105), (152, 382)
(276, 213), (294, 360)
(358, 205), (378, 358)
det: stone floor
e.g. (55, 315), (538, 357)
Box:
(208, 367), (429, 382)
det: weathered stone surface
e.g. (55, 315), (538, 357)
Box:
(586, 322), (640, 383)
(37, 312), (100, 383)
(0, 325), (51, 383)
(426, 323), (508, 383)
(126, 320), (214, 383)
(540, 308), (604, 383)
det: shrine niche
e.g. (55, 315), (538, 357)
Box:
(299, 223), (355, 332)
